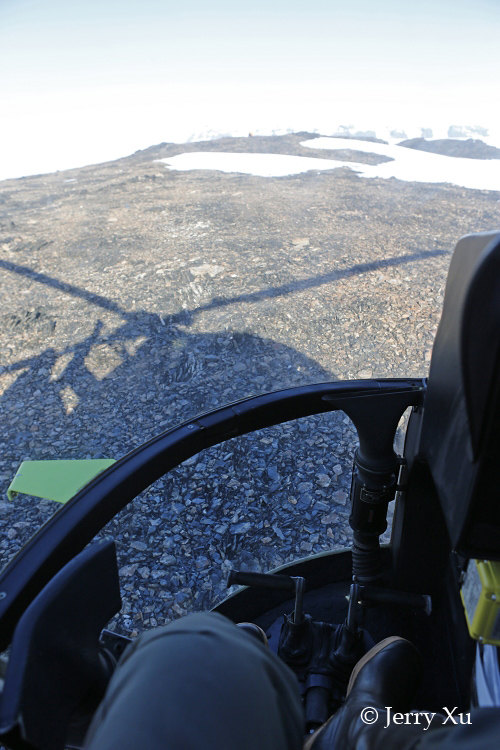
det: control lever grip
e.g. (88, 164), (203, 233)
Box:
(228, 570), (305, 624)
(228, 570), (296, 591)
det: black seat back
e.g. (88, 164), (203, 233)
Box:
(420, 231), (500, 558)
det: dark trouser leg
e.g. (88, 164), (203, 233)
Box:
(84, 612), (304, 750)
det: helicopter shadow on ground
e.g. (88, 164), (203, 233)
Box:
(0, 248), (443, 621)
(0, 243), (447, 469)
(0, 273), (341, 461)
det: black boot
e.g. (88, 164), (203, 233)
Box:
(305, 636), (424, 749)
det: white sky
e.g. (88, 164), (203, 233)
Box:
(160, 139), (500, 191)
(1, 0), (500, 180)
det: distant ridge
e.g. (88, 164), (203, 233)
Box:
(398, 138), (500, 160)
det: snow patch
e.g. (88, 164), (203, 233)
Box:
(159, 152), (350, 178)
(301, 138), (500, 191)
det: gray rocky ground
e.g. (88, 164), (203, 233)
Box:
(0, 132), (499, 634)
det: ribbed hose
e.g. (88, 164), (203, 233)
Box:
(351, 531), (383, 582)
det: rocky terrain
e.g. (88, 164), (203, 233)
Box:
(0, 132), (499, 633)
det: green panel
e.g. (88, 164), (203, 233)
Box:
(7, 459), (116, 504)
